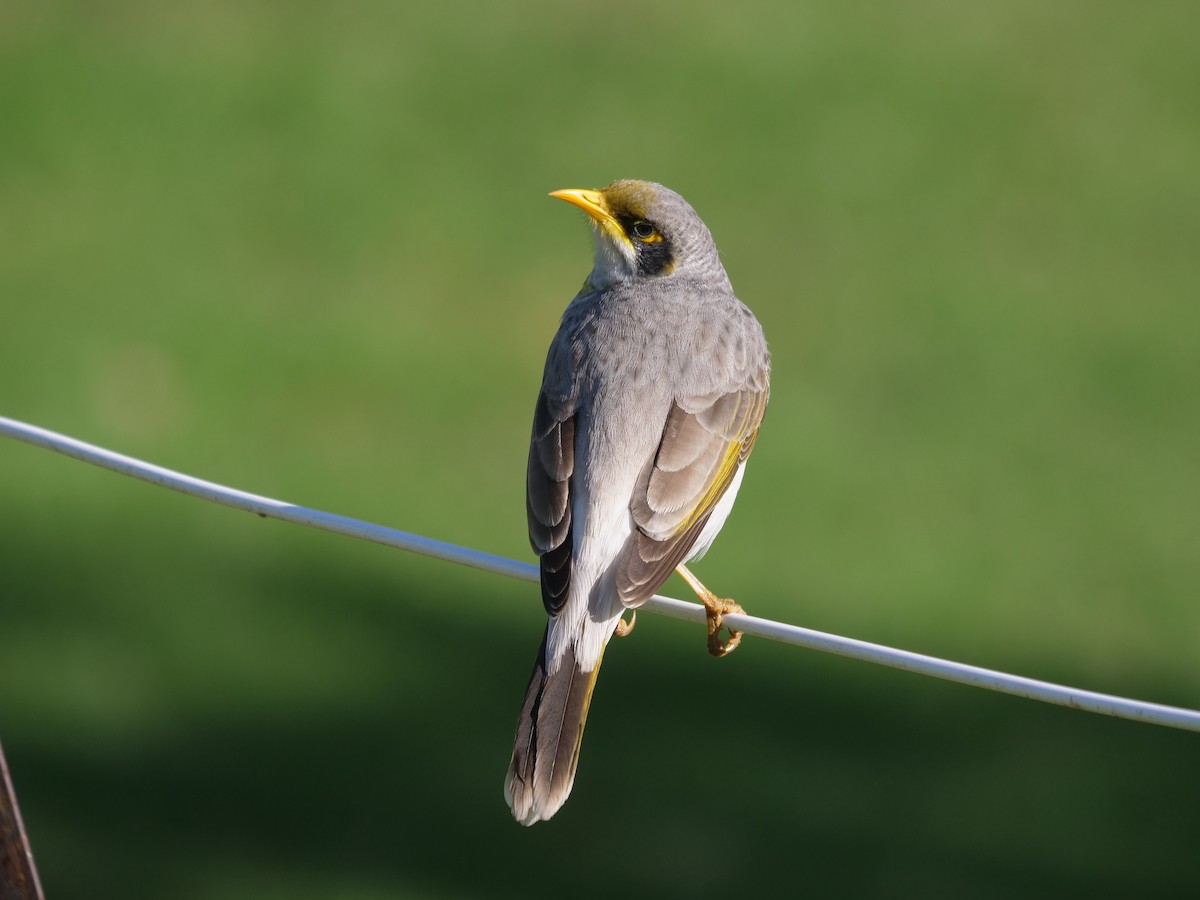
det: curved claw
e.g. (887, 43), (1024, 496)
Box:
(705, 598), (745, 657)
(613, 610), (637, 638)
(676, 563), (746, 658)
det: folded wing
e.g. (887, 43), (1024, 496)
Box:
(526, 391), (576, 616)
(615, 383), (768, 607)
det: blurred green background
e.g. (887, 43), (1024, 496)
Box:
(2, 1), (1198, 896)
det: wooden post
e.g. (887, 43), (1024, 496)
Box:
(0, 741), (43, 900)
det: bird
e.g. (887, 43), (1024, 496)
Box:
(503, 179), (770, 826)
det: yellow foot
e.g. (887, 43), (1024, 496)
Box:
(702, 595), (745, 657)
(613, 610), (637, 638)
(676, 564), (745, 658)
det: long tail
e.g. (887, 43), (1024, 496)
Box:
(504, 628), (603, 826)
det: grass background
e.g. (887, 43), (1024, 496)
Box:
(2, 1), (1198, 896)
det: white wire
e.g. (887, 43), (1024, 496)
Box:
(3, 414), (1199, 734)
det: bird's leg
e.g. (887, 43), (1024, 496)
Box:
(613, 610), (637, 638)
(676, 564), (745, 657)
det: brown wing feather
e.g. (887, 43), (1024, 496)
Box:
(615, 384), (768, 606)
(526, 391), (576, 616)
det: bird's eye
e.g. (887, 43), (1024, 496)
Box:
(630, 220), (658, 241)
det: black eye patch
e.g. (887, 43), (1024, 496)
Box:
(634, 237), (673, 276)
(614, 213), (674, 275)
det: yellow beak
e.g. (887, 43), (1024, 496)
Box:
(549, 188), (615, 226)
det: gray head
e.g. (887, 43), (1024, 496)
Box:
(550, 180), (727, 290)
